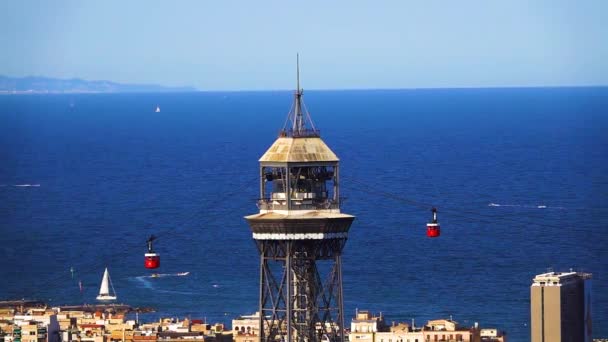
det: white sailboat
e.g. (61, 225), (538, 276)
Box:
(96, 267), (117, 301)
(155, 105), (161, 113)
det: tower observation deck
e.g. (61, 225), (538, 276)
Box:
(245, 57), (355, 342)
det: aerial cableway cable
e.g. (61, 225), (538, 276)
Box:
(343, 176), (576, 231)
(45, 176), (259, 297)
(41, 176), (259, 296)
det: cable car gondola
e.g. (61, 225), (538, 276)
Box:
(144, 235), (160, 269)
(427, 208), (440, 238)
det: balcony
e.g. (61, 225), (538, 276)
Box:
(256, 197), (340, 211)
(282, 128), (320, 138)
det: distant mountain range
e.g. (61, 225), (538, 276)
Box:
(0, 75), (197, 93)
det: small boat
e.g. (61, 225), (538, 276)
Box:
(155, 105), (161, 113)
(96, 267), (117, 301)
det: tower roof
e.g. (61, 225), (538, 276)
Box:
(259, 136), (339, 163)
(260, 55), (339, 164)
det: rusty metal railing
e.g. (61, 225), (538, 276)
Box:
(256, 198), (339, 211)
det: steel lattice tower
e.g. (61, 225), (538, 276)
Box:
(245, 57), (354, 342)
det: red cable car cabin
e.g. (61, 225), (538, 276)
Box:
(145, 253), (160, 269)
(144, 235), (160, 269)
(427, 207), (440, 238)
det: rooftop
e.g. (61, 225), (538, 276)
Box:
(246, 210), (352, 220)
(259, 136), (339, 164)
(532, 271), (592, 285)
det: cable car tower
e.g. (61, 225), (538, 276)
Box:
(245, 56), (355, 342)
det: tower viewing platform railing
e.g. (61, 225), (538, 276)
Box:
(256, 197), (340, 211)
(281, 128), (321, 138)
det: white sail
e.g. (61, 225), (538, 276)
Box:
(99, 268), (110, 294)
(96, 267), (117, 301)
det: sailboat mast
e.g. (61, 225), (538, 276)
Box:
(108, 270), (116, 297)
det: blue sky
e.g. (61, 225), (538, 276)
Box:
(1, 1), (607, 90)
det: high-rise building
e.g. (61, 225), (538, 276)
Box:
(530, 271), (592, 342)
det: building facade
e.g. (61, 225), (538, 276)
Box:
(349, 311), (504, 342)
(530, 271), (592, 342)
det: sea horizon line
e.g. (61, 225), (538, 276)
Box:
(1, 84), (607, 95)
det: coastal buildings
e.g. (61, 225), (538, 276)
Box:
(349, 310), (387, 341)
(530, 271), (592, 342)
(231, 313), (261, 342)
(0, 305), (230, 342)
(0, 303), (508, 342)
(0, 308), (60, 342)
(350, 310), (505, 342)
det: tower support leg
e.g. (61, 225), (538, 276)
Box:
(256, 239), (346, 342)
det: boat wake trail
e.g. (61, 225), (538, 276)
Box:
(131, 273), (195, 295)
(155, 289), (197, 295)
(131, 272), (190, 288)
(0, 184), (41, 187)
(488, 203), (565, 209)
(133, 276), (154, 290)
(138, 272), (190, 279)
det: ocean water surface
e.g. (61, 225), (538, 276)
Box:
(0, 88), (607, 341)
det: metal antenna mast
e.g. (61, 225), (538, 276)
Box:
(293, 54), (303, 134)
(284, 54), (318, 138)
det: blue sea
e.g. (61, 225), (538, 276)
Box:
(0, 88), (607, 341)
